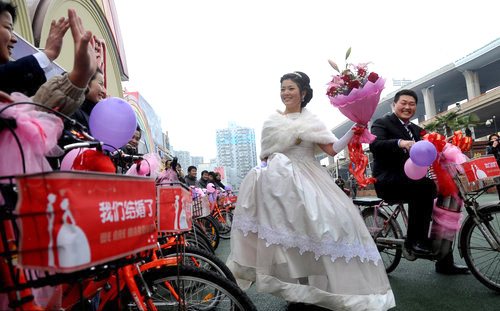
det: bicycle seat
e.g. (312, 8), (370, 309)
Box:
(383, 199), (409, 206)
(352, 198), (383, 206)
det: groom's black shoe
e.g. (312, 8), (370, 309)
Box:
(435, 263), (469, 275)
(406, 240), (433, 256)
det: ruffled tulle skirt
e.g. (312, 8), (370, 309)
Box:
(226, 151), (395, 311)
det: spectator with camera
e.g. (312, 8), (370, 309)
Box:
(486, 133), (500, 199)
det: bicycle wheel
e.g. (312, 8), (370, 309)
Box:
(197, 216), (220, 250)
(361, 207), (403, 273)
(185, 230), (215, 255)
(142, 265), (257, 311)
(163, 246), (236, 283)
(217, 211), (233, 240)
(460, 204), (500, 292)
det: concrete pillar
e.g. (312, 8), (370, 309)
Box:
(421, 87), (437, 119)
(463, 70), (481, 100)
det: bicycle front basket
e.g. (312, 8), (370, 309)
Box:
(453, 156), (500, 194)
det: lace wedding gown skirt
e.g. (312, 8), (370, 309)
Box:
(226, 141), (395, 311)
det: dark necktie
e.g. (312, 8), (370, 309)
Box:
(404, 124), (415, 141)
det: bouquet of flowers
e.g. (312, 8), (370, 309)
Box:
(326, 48), (386, 188)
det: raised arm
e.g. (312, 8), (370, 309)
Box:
(33, 9), (98, 115)
(318, 124), (356, 157)
(42, 17), (70, 62)
(67, 8), (97, 88)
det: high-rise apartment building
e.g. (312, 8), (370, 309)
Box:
(191, 156), (204, 168)
(174, 150), (191, 171)
(216, 122), (257, 192)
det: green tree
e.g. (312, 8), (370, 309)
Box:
(435, 111), (459, 137)
(423, 120), (441, 134)
(425, 111), (482, 137)
(454, 113), (483, 137)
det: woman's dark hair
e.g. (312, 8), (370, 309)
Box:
(135, 125), (142, 139)
(90, 67), (103, 82)
(84, 67), (104, 95)
(0, 2), (17, 23)
(280, 71), (313, 107)
(488, 133), (499, 141)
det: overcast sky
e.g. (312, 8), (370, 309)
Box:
(114, 0), (500, 161)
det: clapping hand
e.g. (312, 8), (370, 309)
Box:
(43, 16), (70, 62)
(67, 8), (97, 89)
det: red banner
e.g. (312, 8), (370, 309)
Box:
(462, 156), (500, 182)
(157, 183), (193, 232)
(225, 196), (238, 204)
(15, 172), (157, 273)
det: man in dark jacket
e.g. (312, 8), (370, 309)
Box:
(184, 166), (198, 187)
(370, 89), (468, 274)
(0, 1), (69, 96)
(197, 170), (209, 188)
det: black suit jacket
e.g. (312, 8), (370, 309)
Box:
(370, 113), (424, 184)
(0, 55), (46, 97)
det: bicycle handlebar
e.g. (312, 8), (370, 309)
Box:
(121, 153), (143, 161)
(63, 141), (103, 151)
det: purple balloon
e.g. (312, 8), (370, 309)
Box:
(410, 140), (437, 167)
(89, 97), (137, 151)
(404, 158), (428, 180)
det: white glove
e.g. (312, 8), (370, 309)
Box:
(333, 125), (355, 153)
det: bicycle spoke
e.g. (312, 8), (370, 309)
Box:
(142, 266), (256, 310)
(361, 207), (403, 273)
(463, 207), (500, 291)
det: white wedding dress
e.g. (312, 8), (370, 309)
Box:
(226, 110), (395, 311)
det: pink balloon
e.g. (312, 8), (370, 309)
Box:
(404, 158), (428, 180)
(60, 148), (90, 170)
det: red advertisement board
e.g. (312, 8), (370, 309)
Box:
(462, 156), (500, 182)
(157, 183), (193, 232)
(15, 172), (157, 273)
(225, 196), (238, 204)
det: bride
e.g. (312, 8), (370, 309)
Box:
(226, 71), (395, 310)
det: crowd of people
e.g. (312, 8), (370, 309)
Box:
(169, 163), (227, 191)
(154, 158), (228, 193)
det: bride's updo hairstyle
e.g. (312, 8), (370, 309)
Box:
(280, 71), (313, 107)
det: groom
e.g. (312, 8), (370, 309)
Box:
(370, 89), (468, 274)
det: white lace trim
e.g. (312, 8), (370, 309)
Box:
(233, 214), (381, 265)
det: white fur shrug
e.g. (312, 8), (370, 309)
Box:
(260, 108), (337, 160)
